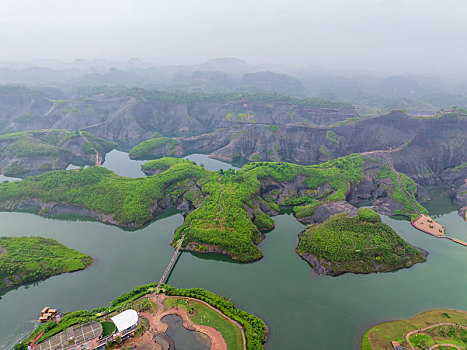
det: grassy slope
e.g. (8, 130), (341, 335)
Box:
(173, 154), (366, 261)
(0, 236), (92, 290)
(165, 297), (243, 350)
(297, 208), (426, 275)
(141, 157), (195, 172)
(0, 130), (116, 175)
(365, 309), (467, 350)
(0, 162), (205, 226)
(376, 164), (428, 216)
(129, 137), (177, 159)
(0, 154), (426, 262)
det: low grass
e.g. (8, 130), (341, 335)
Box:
(365, 309), (467, 350)
(165, 297), (243, 350)
(361, 329), (372, 350)
(100, 321), (116, 338)
(409, 333), (435, 348)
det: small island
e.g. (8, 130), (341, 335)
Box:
(17, 283), (267, 350)
(362, 309), (467, 349)
(0, 236), (93, 291)
(296, 208), (427, 276)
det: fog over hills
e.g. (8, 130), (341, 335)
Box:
(0, 57), (466, 116)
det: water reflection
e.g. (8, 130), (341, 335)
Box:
(161, 314), (211, 350)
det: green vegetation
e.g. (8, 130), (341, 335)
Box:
(296, 209), (426, 275)
(18, 283), (267, 350)
(225, 111), (256, 123)
(129, 137), (178, 159)
(268, 124), (278, 132)
(100, 321), (116, 338)
(164, 297), (243, 349)
(126, 89), (354, 109)
(329, 117), (362, 127)
(326, 130), (339, 145)
(0, 130), (116, 175)
(0, 154), (425, 262)
(0, 162), (205, 227)
(453, 162), (467, 171)
(293, 200), (322, 218)
(0, 236), (92, 291)
(376, 165), (429, 216)
(142, 157), (195, 173)
(364, 309), (467, 350)
(162, 285), (267, 350)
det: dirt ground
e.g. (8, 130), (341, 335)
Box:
(140, 294), (229, 350)
(117, 332), (162, 350)
(412, 214), (445, 236)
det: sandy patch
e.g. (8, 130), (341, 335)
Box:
(412, 215), (444, 236)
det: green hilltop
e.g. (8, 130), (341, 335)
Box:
(0, 154), (427, 262)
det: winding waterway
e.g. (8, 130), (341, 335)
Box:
(0, 154), (466, 349)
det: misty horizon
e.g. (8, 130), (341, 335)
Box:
(1, 0), (467, 75)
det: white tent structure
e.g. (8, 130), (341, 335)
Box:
(110, 309), (139, 334)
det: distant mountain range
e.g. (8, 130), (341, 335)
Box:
(0, 57), (467, 115)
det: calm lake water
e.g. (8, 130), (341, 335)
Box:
(99, 150), (239, 178)
(162, 314), (211, 350)
(0, 155), (466, 349)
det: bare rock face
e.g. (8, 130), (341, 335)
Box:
(440, 166), (467, 219)
(310, 201), (358, 223)
(299, 252), (333, 276)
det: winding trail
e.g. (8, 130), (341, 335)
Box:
(144, 294), (245, 350)
(405, 323), (467, 350)
(363, 149), (467, 247)
(156, 175), (225, 290)
(79, 132), (102, 167)
(215, 175), (225, 222)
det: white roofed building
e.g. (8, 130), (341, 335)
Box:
(110, 309), (139, 338)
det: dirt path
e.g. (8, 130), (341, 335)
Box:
(405, 322), (467, 350)
(379, 153), (421, 216)
(429, 344), (461, 350)
(144, 294), (235, 350)
(79, 132), (102, 167)
(215, 175), (225, 221)
(156, 174), (226, 289)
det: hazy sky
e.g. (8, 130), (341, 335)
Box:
(0, 0), (466, 71)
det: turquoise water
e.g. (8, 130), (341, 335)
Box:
(0, 155), (466, 349)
